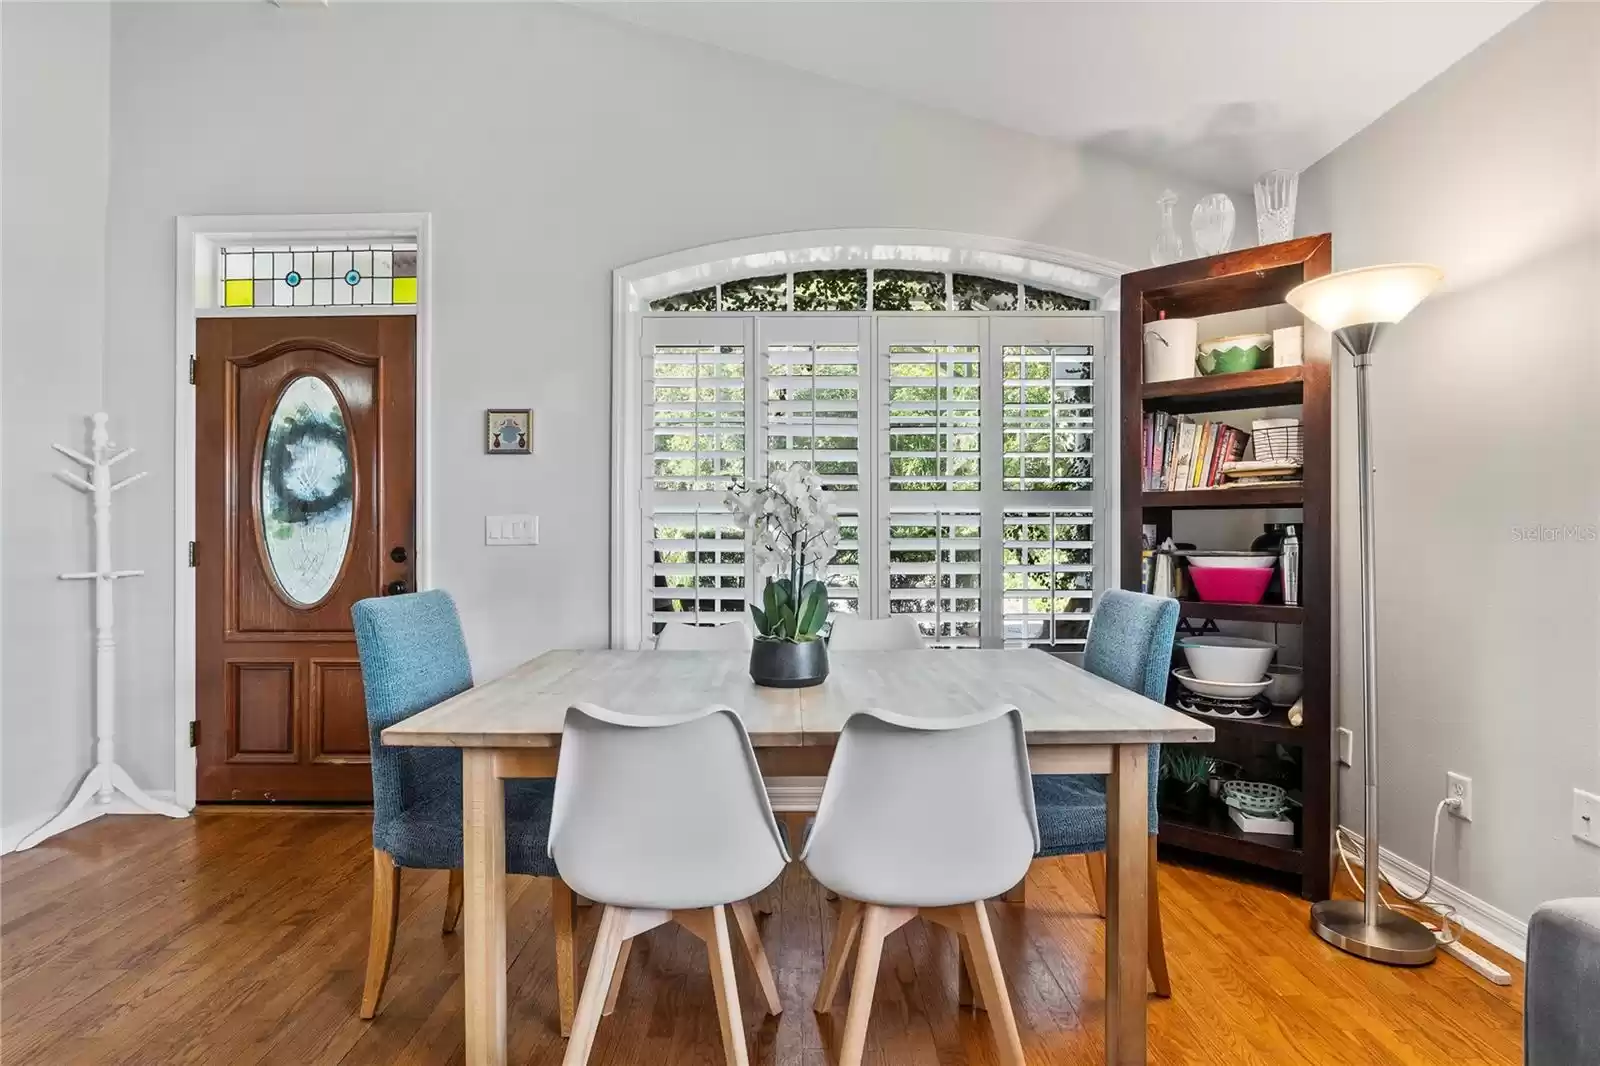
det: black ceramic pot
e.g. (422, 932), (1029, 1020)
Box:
(749, 638), (829, 688)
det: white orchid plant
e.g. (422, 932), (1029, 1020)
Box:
(724, 462), (842, 643)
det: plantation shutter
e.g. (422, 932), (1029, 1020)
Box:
(757, 317), (871, 614)
(989, 316), (1105, 650)
(640, 316), (753, 636)
(875, 317), (987, 645)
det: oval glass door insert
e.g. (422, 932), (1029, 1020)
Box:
(260, 375), (354, 606)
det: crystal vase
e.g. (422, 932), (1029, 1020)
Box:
(1254, 170), (1299, 245)
(1191, 194), (1236, 257)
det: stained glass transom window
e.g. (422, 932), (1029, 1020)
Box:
(650, 268), (1090, 313)
(221, 242), (418, 308)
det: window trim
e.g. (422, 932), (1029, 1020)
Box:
(613, 229), (1127, 649)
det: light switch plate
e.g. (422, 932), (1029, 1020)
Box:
(1575, 788), (1600, 849)
(485, 514), (538, 546)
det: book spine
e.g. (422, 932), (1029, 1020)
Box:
(1165, 418), (1180, 491)
(1153, 412), (1166, 490)
(1206, 425), (1226, 487)
(1142, 413), (1153, 491)
(1191, 421), (1210, 488)
(1174, 419), (1196, 494)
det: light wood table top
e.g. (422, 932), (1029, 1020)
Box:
(381, 648), (1213, 749)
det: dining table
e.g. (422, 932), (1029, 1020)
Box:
(381, 647), (1213, 1066)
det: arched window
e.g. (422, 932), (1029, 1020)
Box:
(611, 230), (1124, 653)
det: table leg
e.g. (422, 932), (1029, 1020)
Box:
(464, 749), (508, 1066)
(1105, 744), (1148, 1066)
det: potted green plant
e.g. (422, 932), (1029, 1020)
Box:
(724, 463), (841, 688)
(1159, 748), (1216, 820)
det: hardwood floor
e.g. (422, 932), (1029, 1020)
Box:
(1, 810), (1524, 1065)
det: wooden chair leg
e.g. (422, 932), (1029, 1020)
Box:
(956, 936), (986, 1010)
(677, 906), (750, 1066)
(562, 905), (627, 1066)
(1147, 835), (1172, 998)
(603, 938), (632, 1016)
(837, 905), (916, 1066)
(442, 868), (463, 934)
(957, 902), (1025, 1066)
(1085, 851), (1108, 918)
(815, 897), (863, 1012)
(552, 878), (576, 1037)
(359, 849), (402, 1020)
(731, 900), (783, 1015)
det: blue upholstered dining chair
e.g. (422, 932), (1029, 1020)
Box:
(1026, 589), (1179, 997)
(351, 590), (576, 1033)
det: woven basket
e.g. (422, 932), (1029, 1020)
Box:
(1252, 418), (1303, 465)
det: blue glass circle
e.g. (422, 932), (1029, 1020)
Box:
(345, 269), (361, 285)
(284, 271), (302, 287)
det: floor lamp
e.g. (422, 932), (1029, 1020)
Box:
(1287, 263), (1444, 965)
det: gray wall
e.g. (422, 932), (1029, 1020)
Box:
(1300, 0), (1600, 922)
(8, 1), (1221, 811)
(1, 3), (112, 847)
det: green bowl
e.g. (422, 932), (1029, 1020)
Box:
(1196, 344), (1268, 375)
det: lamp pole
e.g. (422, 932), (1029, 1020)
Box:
(1307, 325), (1437, 965)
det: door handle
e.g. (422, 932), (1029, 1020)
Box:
(390, 546), (408, 563)
(384, 580), (408, 596)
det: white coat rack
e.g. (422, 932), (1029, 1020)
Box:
(15, 414), (187, 850)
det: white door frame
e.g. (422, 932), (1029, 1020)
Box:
(172, 212), (432, 810)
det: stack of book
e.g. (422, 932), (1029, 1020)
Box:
(1142, 414), (1250, 491)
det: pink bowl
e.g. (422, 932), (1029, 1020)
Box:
(1188, 564), (1274, 604)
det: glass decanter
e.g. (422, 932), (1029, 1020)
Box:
(1150, 190), (1184, 266)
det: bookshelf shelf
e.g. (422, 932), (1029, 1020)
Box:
(1121, 235), (1334, 901)
(1175, 600), (1302, 624)
(1143, 366), (1304, 414)
(1172, 706), (1306, 744)
(1142, 486), (1303, 510)
(1158, 805), (1303, 873)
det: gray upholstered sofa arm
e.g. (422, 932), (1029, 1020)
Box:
(1526, 897), (1600, 1065)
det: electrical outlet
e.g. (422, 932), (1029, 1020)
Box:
(1337, 727), (1353, 767)
(1575, 789), (1600, 849)
(1446, 771), (1472, 821)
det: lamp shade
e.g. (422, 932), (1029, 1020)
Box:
(1285, 263), (1442, 332)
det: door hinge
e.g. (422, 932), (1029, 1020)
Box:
(188, 541), (197, 567)
(189, 721), (199, 747)
(189, 355), (196, 385)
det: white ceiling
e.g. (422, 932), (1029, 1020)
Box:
(591, 0), (1534, 189)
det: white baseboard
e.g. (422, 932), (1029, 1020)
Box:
(2, 790), (182, 857)
(1339, 824), (1527, 961)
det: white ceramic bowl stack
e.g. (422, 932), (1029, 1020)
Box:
(1173, 635), (1275, 701)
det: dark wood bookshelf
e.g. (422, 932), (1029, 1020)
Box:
(1121, 235), (1334, 900)
(1175, 600), (1302, 624)
(1142, 485), (1303, 510)
(1159, 805), (1304, 874)
(1142, 366), (1304, 414)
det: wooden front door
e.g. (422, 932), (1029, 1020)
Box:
(195, 316), (415, 801)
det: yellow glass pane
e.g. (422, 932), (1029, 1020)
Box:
(392, 276), (417, 304)
(224, 279), (255, 307)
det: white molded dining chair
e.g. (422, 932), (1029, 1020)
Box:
(826, 615), (926, 650)
(803, 706), (1038, 1066)
(550, 703), (789, 1066)
(653, 620), (752, 650)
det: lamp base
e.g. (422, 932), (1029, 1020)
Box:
(1310, 899), (1438, 966)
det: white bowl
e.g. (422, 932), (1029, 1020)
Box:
(1172, 668), (1272, 701)
(1185, 554), (1277, 570)
(1198, 333), (1272, 356)
(1264, 665), (1303, 707)
(1178, 635), (1276, 683)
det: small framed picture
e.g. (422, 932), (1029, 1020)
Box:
(485, 409), (533, 455)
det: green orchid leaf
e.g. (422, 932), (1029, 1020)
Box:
(749, 603), (770, 636)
